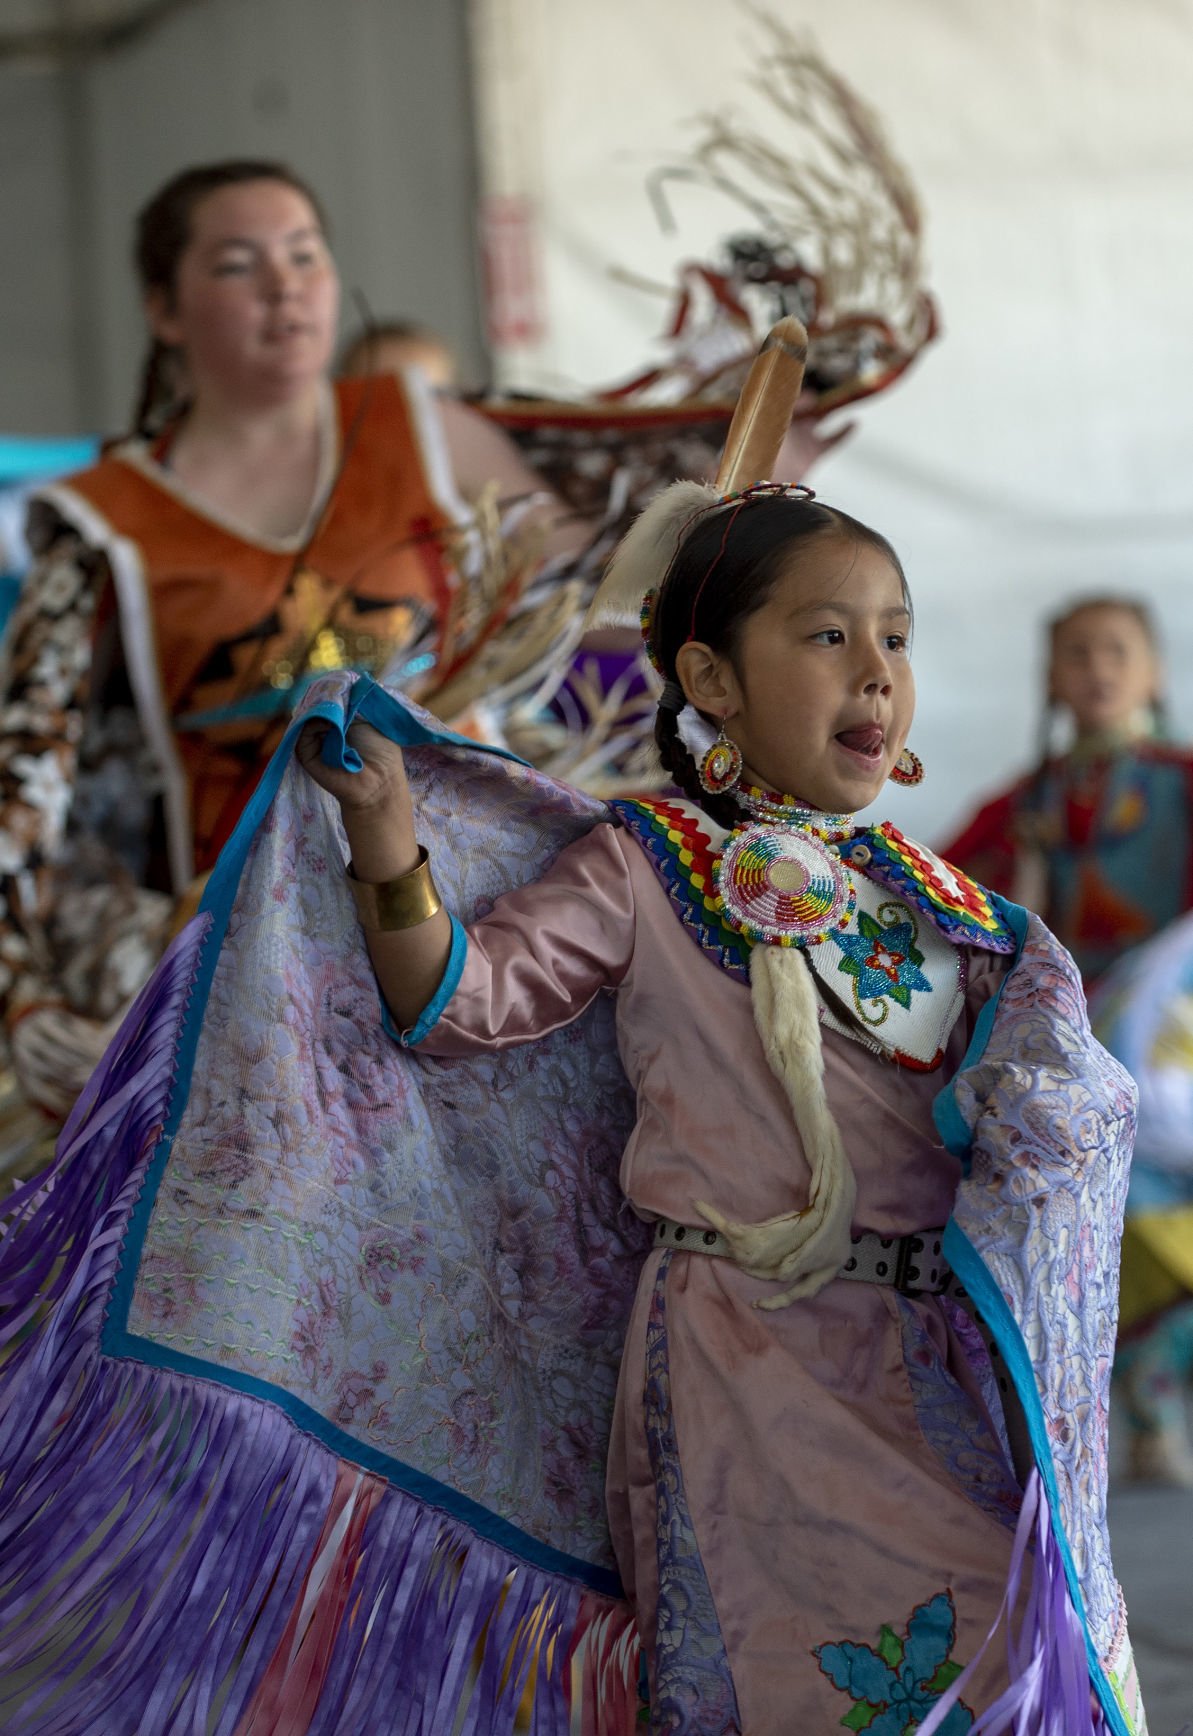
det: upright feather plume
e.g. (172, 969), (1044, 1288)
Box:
(714, 315), (808, 495)
(585, 316), (808, 631)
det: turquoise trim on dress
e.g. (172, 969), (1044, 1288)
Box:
(100, 1317), (622, 1597)
(941, 1226), (1129, 1736)
(380, 915), (467, 1046)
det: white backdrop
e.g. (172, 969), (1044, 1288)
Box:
(471, 0), (1193, 843)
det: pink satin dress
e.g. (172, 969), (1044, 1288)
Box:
(416, 820), (1022, 1733)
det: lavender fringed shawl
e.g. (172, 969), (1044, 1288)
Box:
(0, 672), (1143, 1734)
(0, 673), (646, 1736)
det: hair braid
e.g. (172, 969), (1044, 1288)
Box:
(654, 705), (742, 830)
(132, 339), (182, 439)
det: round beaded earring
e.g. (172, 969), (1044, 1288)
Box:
(888, 748), (925, 787)
(698, 722), (744, 795)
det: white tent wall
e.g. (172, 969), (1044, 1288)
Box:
(0, 64), (83, 429)
(471, 0), (1193, 841)
(0, 0), (484, 433)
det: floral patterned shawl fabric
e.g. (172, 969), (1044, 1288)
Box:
(942, 913), (1139, 1688)
(121, 674), (646, 1577)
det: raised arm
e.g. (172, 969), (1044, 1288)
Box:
(296, 718), (453, 1031)
(436, 396), (594, 567)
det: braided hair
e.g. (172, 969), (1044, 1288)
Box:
(649, 494), (908, 826)
(131, 159), (329, 438)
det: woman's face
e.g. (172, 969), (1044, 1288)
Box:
(1049, 604), (1159, 736)
(677, 531), (916, 815)
(148, 179), (340, 407)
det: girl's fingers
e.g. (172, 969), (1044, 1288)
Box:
(343, 720), (393, 759)
(295, 718), (329, 763)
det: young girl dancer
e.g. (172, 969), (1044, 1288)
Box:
(0, 332), (1144, 1734)
(297, 484), (1144, 1732)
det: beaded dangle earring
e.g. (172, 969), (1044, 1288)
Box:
(889, 748), (925, 787)
(698, 721), (744, 795)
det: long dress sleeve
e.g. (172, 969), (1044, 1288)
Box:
(0, 507), (173, 1117)
(0, 513), (108, 1025)
(403, 822), (637, 1054)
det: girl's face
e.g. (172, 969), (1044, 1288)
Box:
(147, 179), (340, 407)
(1049, 604), (1159, 736)
(678, 532), (915, 814)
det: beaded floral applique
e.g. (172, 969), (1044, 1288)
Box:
(831, 902), (933, 1023)
(813, 1589), (974, 1733)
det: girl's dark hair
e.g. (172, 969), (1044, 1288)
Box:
(131, 159), (328, 438)
(652, 494), (909, 825)
(1035, 592), (1167, 763)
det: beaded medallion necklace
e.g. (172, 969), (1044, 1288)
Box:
(716, 786), (858, 947)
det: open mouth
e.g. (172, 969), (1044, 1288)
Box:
(834, 723), (885, 765)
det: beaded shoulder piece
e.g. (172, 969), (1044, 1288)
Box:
(855, 822), (1017, 955)
(613, 799), (1017, 972)
(610, 797), (752, 981)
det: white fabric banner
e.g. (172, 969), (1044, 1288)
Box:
(470, 0), (1193, 840)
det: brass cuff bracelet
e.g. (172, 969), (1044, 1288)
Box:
(347, 848), (443, 931)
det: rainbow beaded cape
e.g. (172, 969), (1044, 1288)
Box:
(611, 796), (1016, 980)
(0, 675), (1144, 1733)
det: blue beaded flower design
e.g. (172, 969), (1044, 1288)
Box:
(813, 1589), (973, 1733)
(831, 903), (933, 1014)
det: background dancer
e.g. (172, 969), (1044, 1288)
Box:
(941, 594), (1193, 986)
(944, 594), (1193, 1487)
(0, 157), (584, 1137)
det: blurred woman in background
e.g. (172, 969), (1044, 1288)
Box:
(944, 594), (1193, 1484)
(942, 596), (1193, 984)
(0, 158), (581, 1132)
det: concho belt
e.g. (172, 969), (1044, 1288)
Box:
(652, 1219), (948, 1295)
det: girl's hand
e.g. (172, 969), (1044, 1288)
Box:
(296, 717), (408, 814)
(297, 716), (420, 883)
(296, 715), (450, 1028)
